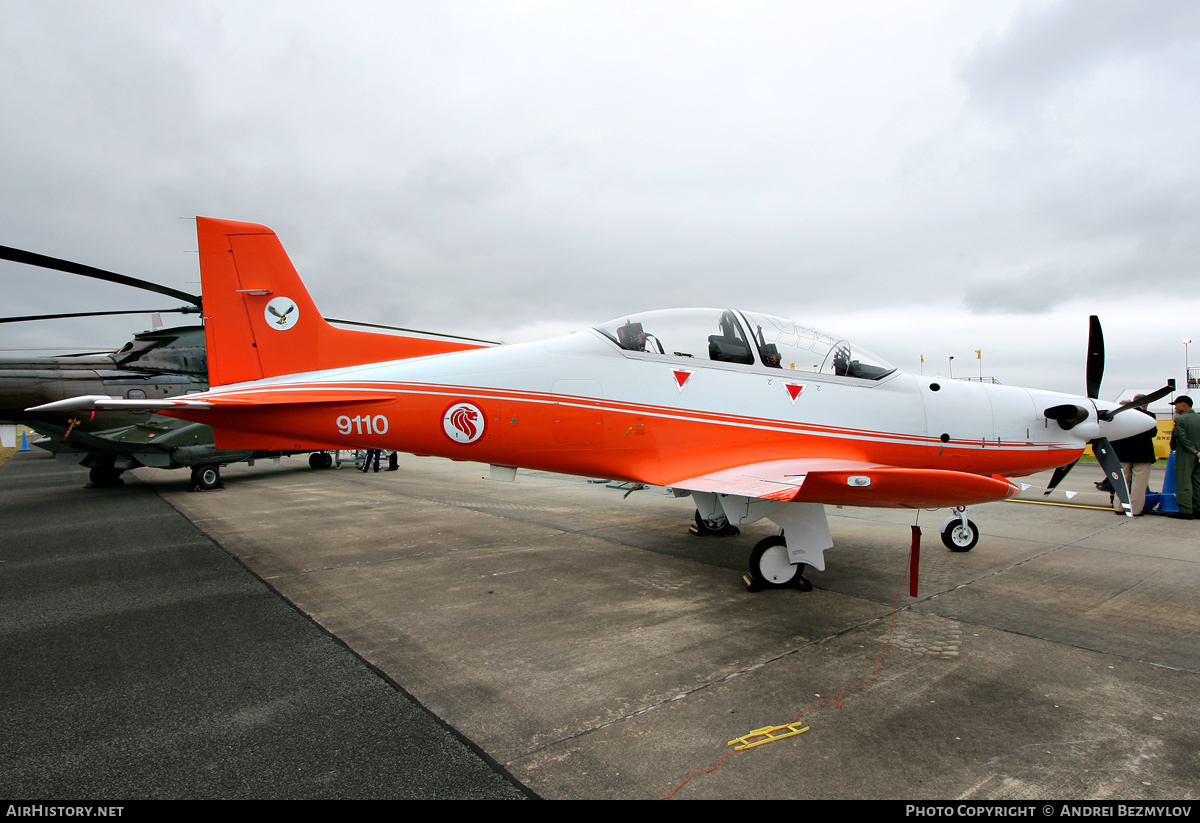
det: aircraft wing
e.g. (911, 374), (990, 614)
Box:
(670, 458), (1019, 508)
(27, 419), (174, 460)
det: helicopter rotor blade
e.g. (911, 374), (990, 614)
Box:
(0, 307), (199, 324)
(323, 317), (501, 346)
(0, 245), (201, 308)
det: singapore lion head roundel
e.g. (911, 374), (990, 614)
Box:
(442, 401), (485, 444)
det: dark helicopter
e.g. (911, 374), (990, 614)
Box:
(0, 244), (314, 487)
(0, 241), (494, 488)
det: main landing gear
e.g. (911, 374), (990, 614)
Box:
(741, 506), (980, 594)
(743, 533), (813, 592)
(87, 465), (125, 488)
(189, 464), (222, 492)
(690, 509), (741, 537)
(308, 452), (334, 469)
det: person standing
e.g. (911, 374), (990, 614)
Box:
(1110, 395), (1156, 516)
(1169, 395), (1200, 519)
(360, 448), (382, 473)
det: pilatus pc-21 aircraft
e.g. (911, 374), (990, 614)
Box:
(36, 217), (1167, 591)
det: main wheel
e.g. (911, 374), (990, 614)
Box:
(191, 464), (221, 491)
(940, 518), (979, 552)
(309, 452), (333, 469)
(748, 535), (811, 590)
(88, 466), (124, 487)
(691, 509), (741, 537)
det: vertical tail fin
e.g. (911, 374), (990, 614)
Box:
(197, 217), (487, 386)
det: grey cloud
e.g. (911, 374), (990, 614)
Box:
(2, 1), (1198, 395)
(959, 0), (1200, 112)
(963, 266), (1074, 314)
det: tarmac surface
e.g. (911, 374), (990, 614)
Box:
(0, 451), (530, 800)
(4, 449), (1199, 800)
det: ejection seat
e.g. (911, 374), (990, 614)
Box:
(708, 310), (754, 364)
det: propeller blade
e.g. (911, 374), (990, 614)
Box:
(1044, 459), (1080, 495)
(1097, 384), (1174, 422)
(0, 307), (198, 325)
(1086, 315), (1104, 400)
(0, 246), (202, 308)
(1091, 437), (1132, 516)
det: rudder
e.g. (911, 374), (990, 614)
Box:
(197, 217), (487, 386)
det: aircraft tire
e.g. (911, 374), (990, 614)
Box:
(87, 466), (124, 487)
(309, 452), (333, 469)
(191, 464), (222, 491)
(692, 510), (741, 537)
(748, 535), (810, 590)
(940, 518), (979, 552)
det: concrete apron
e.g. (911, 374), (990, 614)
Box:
(143, 454), (1200, 800)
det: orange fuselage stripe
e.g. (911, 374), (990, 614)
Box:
(166, 381), (1082, 499)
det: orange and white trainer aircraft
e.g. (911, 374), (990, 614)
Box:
(35, 217), (1167, 590)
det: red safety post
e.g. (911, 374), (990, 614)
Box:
(909, 525), (921, 598)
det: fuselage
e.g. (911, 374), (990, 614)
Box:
(173, 322), (1148, 501)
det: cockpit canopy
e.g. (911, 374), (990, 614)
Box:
(595, 308), (895, 381)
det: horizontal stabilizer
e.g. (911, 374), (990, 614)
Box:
(29, 395), (215, 412)
(28, 391), (391, 414)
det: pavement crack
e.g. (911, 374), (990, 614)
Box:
(506, 604), (905, 766)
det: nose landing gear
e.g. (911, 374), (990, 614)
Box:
(939, 508), (978, 551)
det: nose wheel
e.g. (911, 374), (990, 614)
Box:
(745, 535), (813, 591)
(940, 517), (979, 551)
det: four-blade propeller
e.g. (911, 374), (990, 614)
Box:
(1043, 315), (1173, 515)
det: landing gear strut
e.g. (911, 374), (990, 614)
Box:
(745, 534), (813, 592)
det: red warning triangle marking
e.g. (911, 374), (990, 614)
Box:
(784, 383), (804, 404)
(672, 369), (694, 392)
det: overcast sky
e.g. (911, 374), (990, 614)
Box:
(2, 0), (1198, 398)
